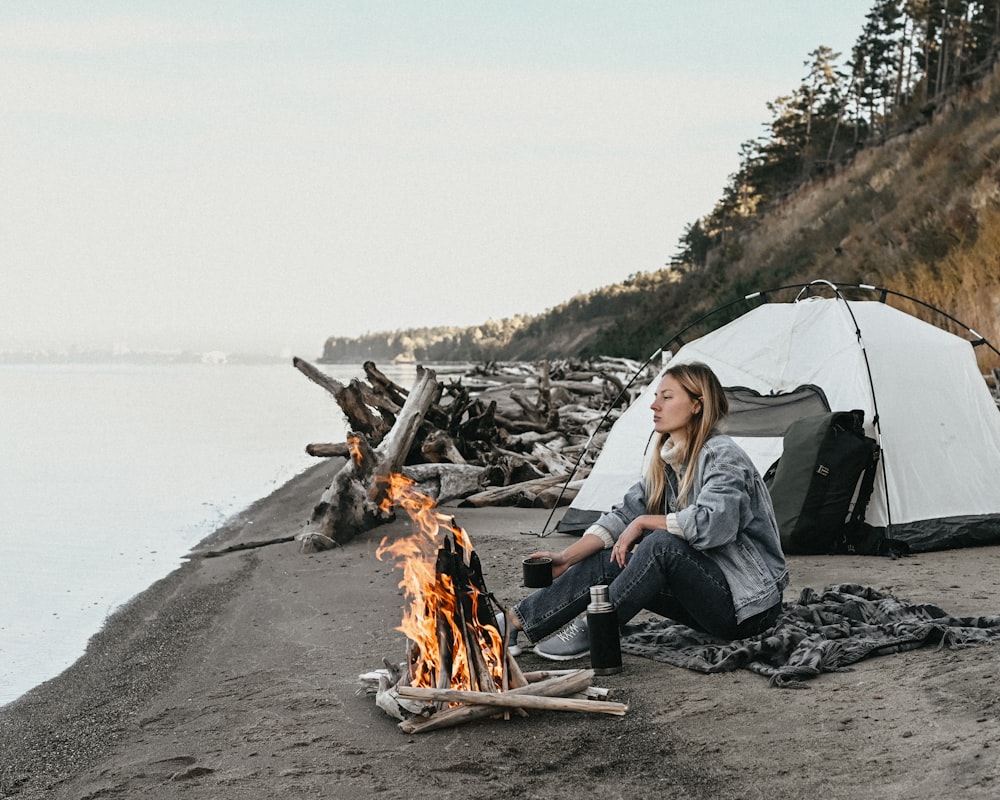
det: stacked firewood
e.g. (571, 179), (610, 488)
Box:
(292, 357), (654, 546)
(361, 666), (628, 733)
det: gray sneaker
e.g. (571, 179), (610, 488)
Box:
(495, 611), (525, 657)
(534, 617), (590, 661)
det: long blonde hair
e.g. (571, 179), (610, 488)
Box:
(644, 361), (728, 512)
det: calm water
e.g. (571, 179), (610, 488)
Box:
(0, 360), (416, 706)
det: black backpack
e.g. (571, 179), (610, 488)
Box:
(764, 410), (882, 555)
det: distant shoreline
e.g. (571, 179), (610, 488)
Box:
(0, 352), (295, 366)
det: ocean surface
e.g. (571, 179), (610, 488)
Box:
(0, 360), (417, 707)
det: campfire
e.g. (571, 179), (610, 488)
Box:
(361, 472), (628, 733)
(375, 473), (506, 694)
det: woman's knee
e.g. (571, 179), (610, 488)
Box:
(635, 529), (690, 558)
(631, 530), (725, 590)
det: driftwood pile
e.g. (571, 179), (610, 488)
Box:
(292, 357), (654, 547)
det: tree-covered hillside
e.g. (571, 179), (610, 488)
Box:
(322, 0), (1000, 369)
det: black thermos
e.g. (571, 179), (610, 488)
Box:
(586, 584), (622, 675)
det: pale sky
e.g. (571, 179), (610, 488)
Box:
(2, 1), (873, 357)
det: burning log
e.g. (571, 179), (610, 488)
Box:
(429, 534), (499, 694)
(375, 476), (508, 699)
(359, 474), (626, 733)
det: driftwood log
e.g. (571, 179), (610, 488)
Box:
(302, 364), (441, 545)
(397, 668), (602, 733)
(294, 356), (655, 545)
(395, 684), (628, 717)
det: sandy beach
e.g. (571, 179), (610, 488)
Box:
(3, 460), (1000, 800)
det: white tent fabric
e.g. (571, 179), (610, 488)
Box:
(561, 296), (1000, 552)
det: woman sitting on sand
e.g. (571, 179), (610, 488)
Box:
(501, 361), (788, 661)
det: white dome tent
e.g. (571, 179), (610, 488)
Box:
(556, 281), (1000, 553)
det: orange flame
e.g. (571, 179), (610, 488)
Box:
(347, 435), (363, 468)
(376, 473), (504, 691)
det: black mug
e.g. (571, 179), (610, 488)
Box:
(522, 556), (553, 588)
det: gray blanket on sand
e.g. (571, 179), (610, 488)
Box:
(619, 583), (1000, 688)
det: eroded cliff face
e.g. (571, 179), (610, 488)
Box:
(706, 61), (1000, 348)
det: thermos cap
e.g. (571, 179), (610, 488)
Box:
(588, 584), (613, 613)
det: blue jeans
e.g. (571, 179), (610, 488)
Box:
(513, 531), (778, 642)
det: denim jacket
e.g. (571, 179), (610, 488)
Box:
(594, 432), (789, 623)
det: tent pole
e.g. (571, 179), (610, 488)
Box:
(832, 286), (894, 530)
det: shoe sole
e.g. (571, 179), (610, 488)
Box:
(533, 648), (590, 662)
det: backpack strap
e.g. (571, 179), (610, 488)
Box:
(849, 442), (880, 527)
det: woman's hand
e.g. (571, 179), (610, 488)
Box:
(526, 530), (607, 581)
(610, 515), (663, 567)
(528, 550), (572, 579)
